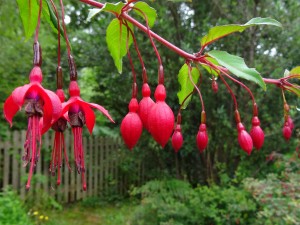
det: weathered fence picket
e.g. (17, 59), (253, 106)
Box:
(0, 130), (143, 203)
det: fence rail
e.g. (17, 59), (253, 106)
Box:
(0, 130), (144, 203)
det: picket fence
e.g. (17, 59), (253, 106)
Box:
(0, 130), (144, 203)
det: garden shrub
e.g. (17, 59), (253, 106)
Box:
(0, 187), (32, 225)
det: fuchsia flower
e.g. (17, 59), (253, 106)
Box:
(50, 89), (71, 185)
(250, 116), (265, 150)
(196, 123), (208, 153)
(3, 66), (62, 189)
(237, 122), (253, 155)
(120, 98), (143, 150)
(61, 81), (114, 190)
(172, 124), (183, 152)
(139, 83), (155, 131)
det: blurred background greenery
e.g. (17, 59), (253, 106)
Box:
(0, 0), (299, 224)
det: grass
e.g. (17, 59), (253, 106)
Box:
(44, 200), (136, 225)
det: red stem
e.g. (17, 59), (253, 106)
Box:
(49, 0), (61, 67)
(34, 0), (43, 42)
(59, 0), (71, 56)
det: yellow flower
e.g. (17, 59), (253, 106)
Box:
(33, 211), (39, 216)
(45, 216), (49, 220)
(39, 215), (44, 220)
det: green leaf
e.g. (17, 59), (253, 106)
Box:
(201, 17), (282, 48)
(286, 86), (300, 98)
(17, 0), (39, 40)
(207, 50), (266, 90)
(106, 18), (133, 73)
(86, 2), (125, 21)
(200, 57), (220, 77)
(99, 2), (125, 15)
(289, 66), (300, 75)
(177, 64), (200, 109)
(133, 2), (157, 28)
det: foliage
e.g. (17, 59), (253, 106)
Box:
(0, 187), (33, 225)
(244, 154), (300, 225)
(130, 179), (258, 225)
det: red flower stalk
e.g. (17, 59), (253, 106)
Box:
(61, 81), (114, 190)
(196, 123), (208, 153)
(50, 89), (71, 185)
(282, 121), (292, 141)
(148, 84), (175, 147)
(3, 66), (62, 189)
(121, 98), (143, 150)
(237, 122), (253, 155)
(250, 116), (265, 150)
(139, 83), (155, 131)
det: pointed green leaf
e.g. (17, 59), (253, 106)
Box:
(106, 18), (133, 73)
(286, 86), (300, 98)
(207, 50), (266, 90)
(17, 0), (39, 40)
(133, 2), (157, 28)
(201, 17), (282, 48)
(177, 64), (200, 109)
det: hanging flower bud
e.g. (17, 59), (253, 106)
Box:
(172, 124), (183, 153)
(212, 79), (218, 93)
(287, 116), (294, 131)
(237, 122), (253, 155)
(121, 98), (143, 150)
(139, 83), (155, 131)
(282, 121), (292, 141)
(196, 123), (208, 153)
(148, 84), (174, 147)
(250, 116), (264, 150)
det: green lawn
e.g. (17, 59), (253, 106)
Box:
(44, 201), (136, 225)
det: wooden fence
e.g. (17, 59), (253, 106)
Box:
(0, 130), (144, 203)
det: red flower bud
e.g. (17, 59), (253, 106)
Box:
(196, 123), (208, 153)
(287, 116), (294, 131)
(172, 124), (183, 152)
(139, 83), (155, 131)
(212, 80), (218, 93)
(250, 116), (264, 150)
(120, 98), (143, 150)
(237, 122), (253, 155)
(148, 84), (174, 147)
(282, 122), (292, 141)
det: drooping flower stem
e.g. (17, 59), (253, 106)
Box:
(34, 0), (43, 43)
(59, 0), (71, 56)
(49, 0), (61, 67)
(123, 20), (148, 83)
(132, 6), (164, 84)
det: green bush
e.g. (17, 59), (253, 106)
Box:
(243, 154), (300, 225)
(0, 187), (32, 225)
(130, 179), (258, 225)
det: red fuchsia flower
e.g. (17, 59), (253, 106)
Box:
(282, 121), (292, 141)
(196, 123), (208, 153)
(250, 116), (265, 150)
(237, 122), (253, 155)
(148, 84), (175, 147)
(61, 81), (114, 190)
(3, 66), (62, 189)
(172, 124), (183, 153)
(49, 89), (71, 185)
(120, 98), (143, 150)
(139, 83), (155, 131)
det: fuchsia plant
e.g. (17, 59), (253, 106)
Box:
(3, 0), (300, 190)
